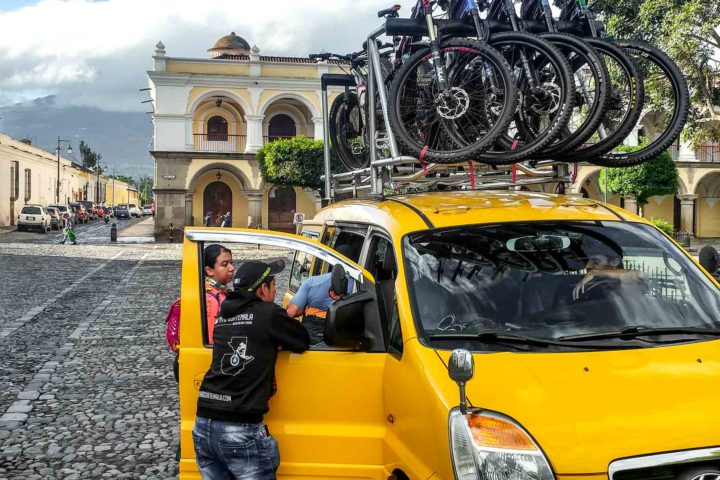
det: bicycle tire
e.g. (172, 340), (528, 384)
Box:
(558, 38), (644, 163)
(388, 38), (517, 164)
(475, 31), (575, 165)
(589, 39), (689, 167)
(531, 32), (610, 158)
(329, 92), (370, 171)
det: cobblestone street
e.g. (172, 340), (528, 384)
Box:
(0, 231), (292, 479)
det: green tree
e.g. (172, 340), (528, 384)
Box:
(600, 146), (680, 213)
(78, 141), (103, 171)
(135, 176), (154, 204)
(257, 136), (325, 190)
(591, 0), (720, 147)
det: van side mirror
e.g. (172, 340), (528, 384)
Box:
(448, 349), (474, 414)
(324, 290), (373, 350)
(699, 245), (720, 277)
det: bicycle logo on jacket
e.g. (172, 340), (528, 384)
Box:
(220, 337), (255, 376)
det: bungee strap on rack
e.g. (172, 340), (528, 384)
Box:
(319, 22), (575, 201)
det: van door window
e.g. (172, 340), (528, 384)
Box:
(317, 229), (366, 275)
(289, 231), (319, 294)
(367, 235), (402, 354)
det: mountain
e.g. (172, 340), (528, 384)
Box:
(0, 96), (154, 178)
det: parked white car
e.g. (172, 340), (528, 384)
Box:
(17, 205), (51, 233)
(128, 204), (142, 218)
(141, 205), (154, 216)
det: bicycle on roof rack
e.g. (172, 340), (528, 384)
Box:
(517, 0), (689, 167)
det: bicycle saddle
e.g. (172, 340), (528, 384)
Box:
(377, 4), (401, 18)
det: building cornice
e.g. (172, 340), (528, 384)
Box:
(147, 72), (192, 86)
(150, 71), (323, 90)
(151, 150), (257, 161)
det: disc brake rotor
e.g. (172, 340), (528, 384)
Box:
(529, 82), (561, 115)
(435, 87), (471, 120)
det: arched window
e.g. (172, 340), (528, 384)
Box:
(268, 114), (296, 142)
(207, 116), (228, 142)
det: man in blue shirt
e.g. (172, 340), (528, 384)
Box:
(286, 269), (354, 345)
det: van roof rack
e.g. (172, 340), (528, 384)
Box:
(318, 26), (575, 201)
(323, 157), (576, 198)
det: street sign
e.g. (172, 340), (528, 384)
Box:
(293, 212), (305, 225)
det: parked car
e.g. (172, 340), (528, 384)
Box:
(45, 206), (61, 230)
(17, 205), (50, 233)
(142, 205), (154, 216)
(115, 204), (131, 219)
(128, 203), (141, 218)
(79, 201), (98, 220)
(69, 203), (88, 223)
(48, 204), (75, 225)
(179, 190), (720, 480)
(104, 206), (114, 218)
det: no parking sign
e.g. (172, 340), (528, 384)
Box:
(293, 212), (305, 225)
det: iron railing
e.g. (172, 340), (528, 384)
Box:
(262, 135), (296, 143)
(697, 145), (720, 163)
(671, 230), (692, 248)
(193, 134), (246, 153)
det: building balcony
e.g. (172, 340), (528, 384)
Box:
(697, 145), (720, 163)
(193, 134), (246, 153)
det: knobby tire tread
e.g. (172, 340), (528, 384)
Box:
(388, 38), (517, 164)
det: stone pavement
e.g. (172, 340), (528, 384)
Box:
(0, 241), (292, 479)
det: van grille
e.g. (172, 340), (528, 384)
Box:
(613, 462), (720, 480)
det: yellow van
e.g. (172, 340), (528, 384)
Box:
(178, 190), (720, 480)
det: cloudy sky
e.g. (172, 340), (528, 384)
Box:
(0, 0), (419, 111)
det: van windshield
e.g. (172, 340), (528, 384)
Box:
(404, 221), (720, 351)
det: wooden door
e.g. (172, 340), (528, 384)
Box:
(203, 181), (232, 226)
(268, 186), (296, 233)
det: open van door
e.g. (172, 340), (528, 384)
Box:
(180, 228), (388, 480)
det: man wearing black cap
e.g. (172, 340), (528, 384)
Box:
(192, 259), (310, 480)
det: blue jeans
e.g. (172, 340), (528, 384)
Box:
(192, 417), (280, 480)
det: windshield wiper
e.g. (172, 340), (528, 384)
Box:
(556, 326), (720, 342)
(427, 331), (625, 349)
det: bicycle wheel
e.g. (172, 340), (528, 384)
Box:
(558, 38), (644, 162)
(589, 39), (689, 167)
(388, 38), (516, 163)
(329, 92), (370, 171)
(476, 31), (575, 165)
(530, 32), (610, 158)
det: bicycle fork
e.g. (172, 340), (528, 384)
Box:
(422, 0), (450, 91)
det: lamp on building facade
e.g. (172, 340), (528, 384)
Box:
(216, 171), (222, 181)
(215, 97), (223, 109)
(55, 137), (73, 204)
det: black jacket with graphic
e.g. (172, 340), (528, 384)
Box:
(196, 290), (310, 423)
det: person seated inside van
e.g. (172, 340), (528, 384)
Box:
(286, 245), (354, 345)
(571, 247), (647, 301)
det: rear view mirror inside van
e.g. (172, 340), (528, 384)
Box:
(506, 235), (571, 252)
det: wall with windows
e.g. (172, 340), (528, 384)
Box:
(0, 134), (70, 226)
(0, 133), (138, 227)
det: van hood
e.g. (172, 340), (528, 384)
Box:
(436, 340), (720, 474)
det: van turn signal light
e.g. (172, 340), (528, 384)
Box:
(467, 413), (537, 450)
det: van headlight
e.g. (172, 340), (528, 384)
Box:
(448, 408), (555, 480)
